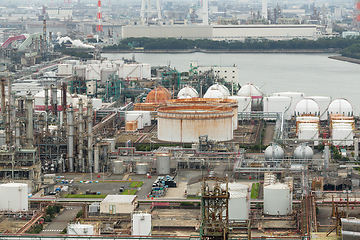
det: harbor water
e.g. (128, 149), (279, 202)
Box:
(103, 52), (360, 115)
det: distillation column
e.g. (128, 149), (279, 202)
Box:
(15, 118), (20, 148)
(25, 92), (34, 148)
(78, 98), (84, 172)
(87, 99), (93, 173)
(67, 105), (74, 172)
(94, 144), (99, 173)
(51, 85), (57, 116)
(5, 103), (11, 145)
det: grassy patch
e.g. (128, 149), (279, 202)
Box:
(121, 189), (137, 195)
(250, 182), (260, 199)
(186, 196), (202, 199)
(129, 181), (144, 187)
(66, 194), (107, 198)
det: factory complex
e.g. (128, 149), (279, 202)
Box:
(0, 55), (357, 240)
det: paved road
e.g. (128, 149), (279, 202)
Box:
(40, 206), (81, 234)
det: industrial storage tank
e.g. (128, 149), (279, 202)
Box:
(273, 92), (305, 118)
(127, 111), (151, 127)
(237, 83), (263, 109)
(294, 98), (320, 117)
(177, 86), (199, 99)
(264, 183), (292, 215)
(136, 163), (148, 175)
(207, 84), (230, 97)
(264, 143), (284, 160)
(126, 113), (144, 129)
(308, 96), (331, 121)
(263, 96), (292, 120)
(67, 223), (100, 235)
(294, 144), (314, 159)
(228, 191), (249, 220)
(132, 212), (152, 236)
(157, 105), (234, 142)
(113, 160), (125, 174)
(298, 123), (319, 146)
(328, 98), (353, 117)
(203, 89), (225, 99)
(156, 154), (171, 175)
(145, 86), (171, 103)
(0, 183), (28, 211)
(228, 96), (251, 112)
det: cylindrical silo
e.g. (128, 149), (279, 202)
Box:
(113, 160), (125, 174)
(156, 154), (171, 175)
(264, 183), (292, 215)
(228, 191), (249, 220)
(0, 183), (28, 211)
(136, 163), (148, 175)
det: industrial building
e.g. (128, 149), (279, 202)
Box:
(100, 195), (138, 215)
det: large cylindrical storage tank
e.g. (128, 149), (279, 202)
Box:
(127, 111), (151, 127)
(308, 96), (331, 121)
(263, 96), (292, 120)
(0, 183), (28, 211)
(228, 191), (249, 220)
(264, 183), (292, 215)
(237, 83), (263, 109)
(264, 143), (284, 160)
(157, 105), (233, 142)
(294, 98), (320, 117)
(156, 154), (171, 175)
(113, 160), (125, 174)
(136, 163), (148, 175)
(132, 212), (152, 236)
(294, 144), (314, 159)
(328, 98), (353, 117)
(273, 92), (305, 118)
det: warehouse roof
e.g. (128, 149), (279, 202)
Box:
(101, 195), (137, 204)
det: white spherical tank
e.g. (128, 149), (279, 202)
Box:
(328, 98), (353, 117)
(132, 212), (152, 236)
(294, 98), (320, 117)
(203, 89), (225, 99)
(273, 92), (305, 118)
(264, 183), (292, 215)
(308, 96), (331, 121)
(294, 144), (314, 159)
(156, 154), (171, 175)
(0, 183), (28, 211)
(177, 86), (199, 99)
(113, 160), (125, 174)
(228, 96), (251, 112)
(264, 143), (284, 160)
(157, 105), (234, 143)
(136, 163), (148, 175)
(208, 83), (230, 96)
(228, 191), (249, 220)
(237, 83), (263, 108)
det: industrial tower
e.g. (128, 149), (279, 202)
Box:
(140, 0), (161, 22)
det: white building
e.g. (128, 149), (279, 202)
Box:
(191, 61), (238, 84)
(100, 195), (138, 215)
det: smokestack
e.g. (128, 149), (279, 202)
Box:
(96, 0), (103, 41)
(78, 98), (84, 172)
(94, 144), (99, 173)
(262, 0), (268, 20)
(87, 99), (93, 173)
(0, 77), (5, 117)
(5, 103), (10, 145)
(67, 105), (74, 172)
(25, 92), (34, 148)
(15, 118), (20, 148)
(202, 0), (209, 25)
(141, 0), (146, 21)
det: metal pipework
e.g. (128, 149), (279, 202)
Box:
(18, 97), (24, 114)
(25, 92), (34, 148)
(5, 103), (11, 145)
(61, 83), (67, 125)
(87, 99), (93, 173)
(51, 85), (57, 116)
(15, 118), (20, 147)
(78, 98), (84, 172)
(67, 105), (74, 172)
(44, 87), (49, 112)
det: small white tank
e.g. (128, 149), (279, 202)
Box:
(264, 183), (292, 215)
(294, 144), (314, 159)
(264, 143), (284, 160)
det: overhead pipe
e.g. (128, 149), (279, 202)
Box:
(67, 105), (74, 172)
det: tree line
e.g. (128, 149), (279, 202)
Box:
(102, 36), (360, 52)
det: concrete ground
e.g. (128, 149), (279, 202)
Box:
(0, 218), (28, 233)
(152, 208), (200, 228)
(40, 206), (82, 234)
(263, 122), (276, 146)
(164, 182), (187, 199)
